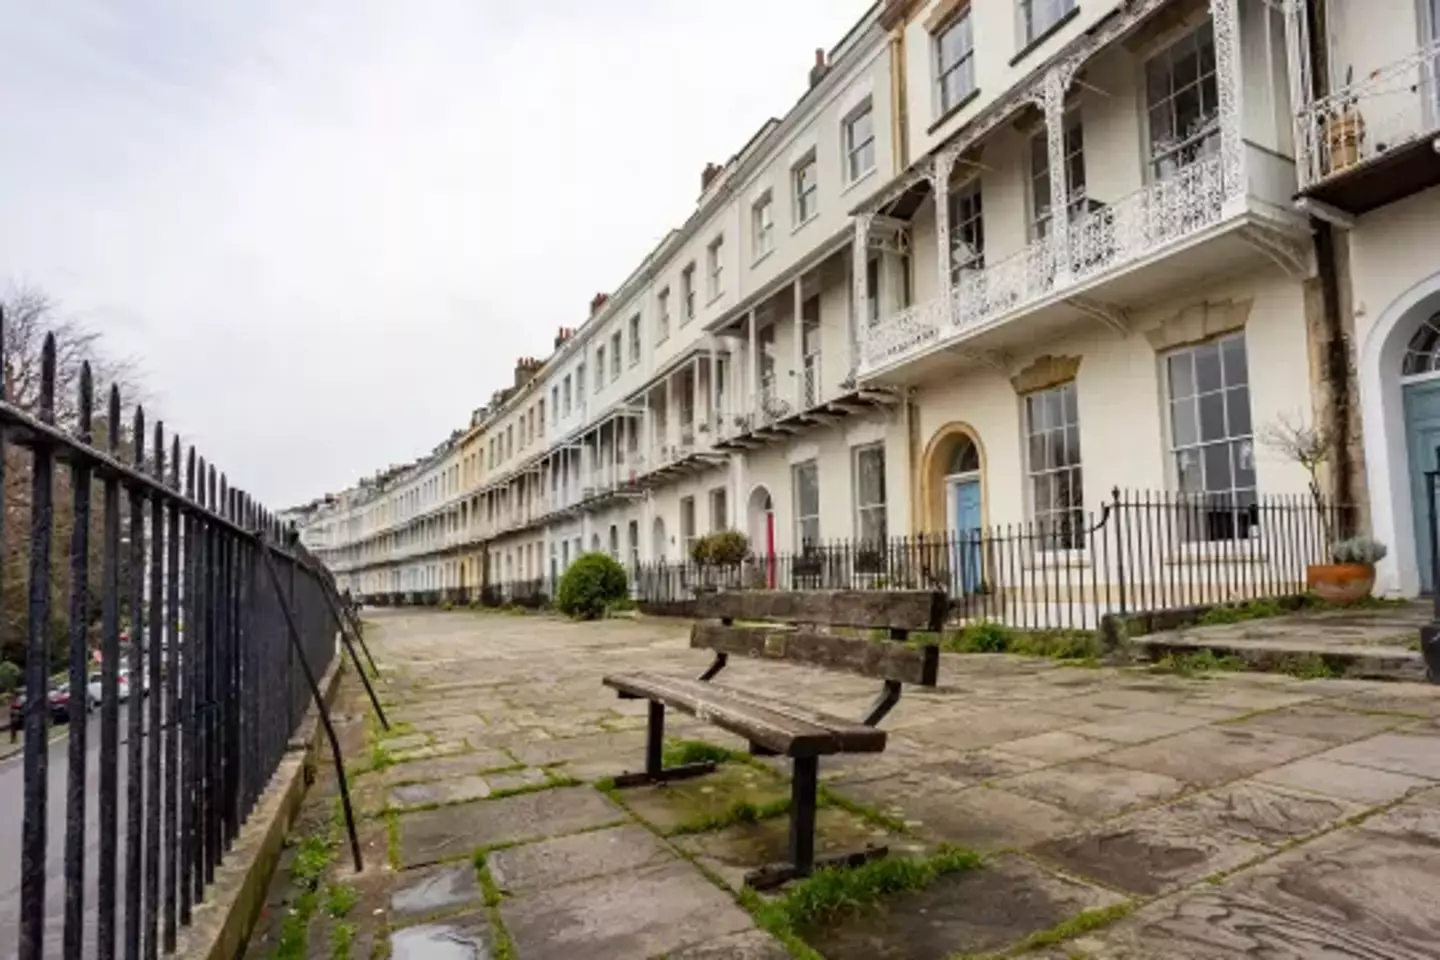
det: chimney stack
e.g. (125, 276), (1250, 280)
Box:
(514, 356), (542, 389)
(589, 292), (610, 316)
(701, 161), (724, 192)
(808, 48), (829, 88)
(554, 326), (575, 350)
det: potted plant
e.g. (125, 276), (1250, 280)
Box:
(1309, 536), (1387, 603)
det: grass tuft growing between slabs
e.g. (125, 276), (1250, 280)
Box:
(472, 849), (519, 960)
(274, 830), (337, 960)
(1149, 649), (1246, 676)
(663, 739), (740, 768)
(952, 902), (1135, 959)
(671, 796), (793, 836)
(740, 845), (983, 951)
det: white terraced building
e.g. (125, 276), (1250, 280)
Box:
(296, 0), (1438, 620)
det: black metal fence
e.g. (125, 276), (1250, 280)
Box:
(0, 313), (342, 959)
(634, 489), (1347, 630)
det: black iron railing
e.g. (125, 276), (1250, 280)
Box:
(0, 311), (349, 959)
(633, 489), (1347, 630)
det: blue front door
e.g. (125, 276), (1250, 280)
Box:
(951, 479), (982, 594)
(1405, 380), (1440, 591)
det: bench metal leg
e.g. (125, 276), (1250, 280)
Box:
(790, 755), (818, 874)
(744, 754), (890, 891)
(610, 700), (717, 789)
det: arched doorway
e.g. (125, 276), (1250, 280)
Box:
(921, 425), (986, 594)
(747, 485), (775, 588)
(1360, 273), (1440, 595)
(1402, 314), (1440, 589)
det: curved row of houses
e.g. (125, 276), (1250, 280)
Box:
(292, 0), (1440, 613)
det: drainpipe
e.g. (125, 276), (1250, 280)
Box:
(1303, 0), (1357, 535)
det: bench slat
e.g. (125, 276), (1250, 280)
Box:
(693, 590), (947, 631)
(691, 624), (939, 686)
(603, 672), (886, 756)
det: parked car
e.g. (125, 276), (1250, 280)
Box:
(47, 683), (92, 723)
(86, 670), (131, 706)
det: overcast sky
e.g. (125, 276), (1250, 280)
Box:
(0, 0), (868, 507)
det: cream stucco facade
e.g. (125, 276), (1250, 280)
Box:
(292, 0), (1430, 612)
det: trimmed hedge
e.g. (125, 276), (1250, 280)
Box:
(555, 553), (629, 620)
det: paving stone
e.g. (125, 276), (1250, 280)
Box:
(842, 779), (1084, 851)
(1223, 703), (1402, 744)
(1316, 732), (1440, 780)
(392, 741), (470, 764)
(1087, 810), (1440, 957)
(483, 766), (549, 793)
(499, 859), (754, 960)
(1252, 756), (1431, 804)
(821, 735), (970, 785)
(383, 733), (432, 752)
(911, 749), (1050, 785)
(998, 761), (1188, 820)
(1069, 710), (1213, 744)
(904, 710), (1072, 751)
(800, 853), (1126, 960)
(390, 911), (494, 959)
(1033, 795), (1271, 897)
(378, 750), (518, 786)
(508, 730), (647, 766)
(1103, 726), (1327, 787)
(1332, 690), (1440, 718)
(391, 776), (493, 810)
(390, 862), (483, 920)
(1182, 686), (1324, 712)
(666, 930), (792, 960)
(487, 825), (673, 893)
(992, 731), (1118, 763)
(398, 787), (627, 867)
(1354, 797), (1440, 843)
(1165, 780), (1362, 846)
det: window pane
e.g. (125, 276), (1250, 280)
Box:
(1047, 430), (1065, 470)
(1194, 342), (1222, 392)
(1220, 335), (1249, 386)
(1203, 442), (1232, 491)
(1232, 439), (1256, 489)
(1167, 353), (1195, 399)
(1170, 398), (1199, 448)
(1065, 425), (1082, 466)
(1032, 473), (1052, 513)
(1029, 433), (1046, 470)
(1199, 391), (1226, 442)
(1176, 448), (1202, 492)
(1044, 388), (1064, 428)
(1225, 386), (1252, 437)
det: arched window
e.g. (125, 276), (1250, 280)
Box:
(947, 437), (980, 475)
(1403, 314), (1440, 376)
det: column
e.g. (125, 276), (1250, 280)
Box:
(850, 213), (873, 380)
(932, 151), (957, 301)
(1210, 0), (1244, 207)
(792, 275), (805, 409)
(709, 341), (720, 432)
(1040, 69), (1072, 284)
(691, 356), (702, 442)
(747, 309), (759, 418)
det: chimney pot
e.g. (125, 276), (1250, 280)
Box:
(701, 162), (723, 192)
(809, 48), (830, 88)
(590, 292), (610, 316)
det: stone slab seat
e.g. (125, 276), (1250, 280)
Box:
(601, 588), (946, 889)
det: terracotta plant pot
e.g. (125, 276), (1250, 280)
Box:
(1306, 562), (1375, 604)
(1324, 108), (1365, 173)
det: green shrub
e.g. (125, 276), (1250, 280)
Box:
(690, 530), (749, 566)
(0, 661), (19, 695)
(556, 553), (629, 620)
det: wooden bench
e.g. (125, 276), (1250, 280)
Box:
(603, 589), (945, 888)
